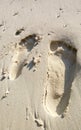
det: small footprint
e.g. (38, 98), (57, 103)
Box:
(43, 40), (77, 117)
(9, 34), (40, 80)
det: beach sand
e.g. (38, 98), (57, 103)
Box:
(0, 0), (81, 130)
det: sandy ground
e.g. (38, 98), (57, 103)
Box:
(0, 0), (81, 130)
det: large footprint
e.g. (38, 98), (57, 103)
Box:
(43, 41), (77, 117)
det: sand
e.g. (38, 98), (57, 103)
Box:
(0, 0), (81, 130)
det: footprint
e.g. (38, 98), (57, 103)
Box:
(9, 34), (40, 80)
(43, 41), (77, 117)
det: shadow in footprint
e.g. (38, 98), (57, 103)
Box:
(19, 34), (39, 52)
(27, 60), (35, 70)
(44, 40), (77, 117)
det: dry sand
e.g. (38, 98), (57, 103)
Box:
(0, 0), (81, 130)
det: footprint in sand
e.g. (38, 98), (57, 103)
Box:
(43, 40), (77, 117)
(9, 34), (40, 80)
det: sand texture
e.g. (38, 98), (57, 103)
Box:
(0, 0), (81, 130)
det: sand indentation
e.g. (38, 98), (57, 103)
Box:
(44, 41), (77, 117)
(9, 34), (40, 80)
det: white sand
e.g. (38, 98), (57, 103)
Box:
(0, 0), (81, 130)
